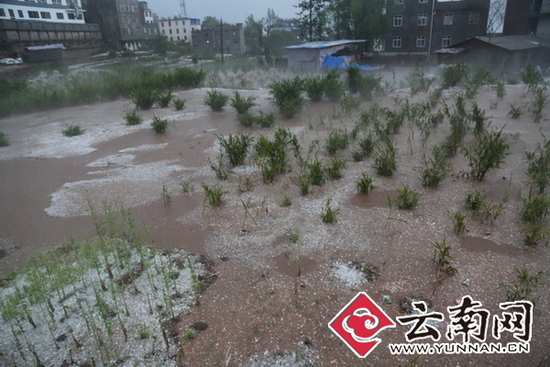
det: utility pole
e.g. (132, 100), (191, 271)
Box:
(220, 18), (224, 65)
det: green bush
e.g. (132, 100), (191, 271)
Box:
(326, 157), (347, 180)
(347, 66), (362, 94)
(321, 198), (339, 223)
(237, 111), (276, 128)
(308, 158), (326, 186)
(358, 75), (383, 100)
(304, 76), (325, 102)
(0, 132), (9, 147)
(323, 70), (345, 102)
(521, 192), (550, 223)
(173, 98), (186, 111)
(521, 64), (544, 90)
(217, 132), (253, 167)
(440, 62), (469, 89)
(406, 68), (435, 95)
(151, 116), (169, 133)
(201, 183), (224, 207)
(420, 145), (450, 188)
(269, 77), (304, 119)
(205, 89), (229, 111)
(231, 91), (257, 114)
(463, 129), (510, 181)
(157, 90), (173, 108)
(131, 86), (158, 110)
(124, 109), (142, 126)
(62, 124), (85, 137)
(171, 67), (205, 88)
(525, 140), (550, 193)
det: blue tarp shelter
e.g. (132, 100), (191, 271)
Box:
(285, 39), (367, 70)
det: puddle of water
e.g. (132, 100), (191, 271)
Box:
(349, 190), (398, 208)
(460, 236), (522, 256)
(274, 252), (317, 277)
(270, 235), (288, 248)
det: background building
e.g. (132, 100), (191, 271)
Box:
(192, 23), (245, 56)
(385, 0), (490, 55)
(0, 0), (102, 61)
(85, 0), (158, 51)
(159, 17), (201, 44)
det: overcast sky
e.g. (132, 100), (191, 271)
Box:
(144, 0), (300, 24)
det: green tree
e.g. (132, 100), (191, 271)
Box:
(244, 14), (266, 58)
(265, 30), (300, 58)
(202, 16), (220, 28)
(296, 0), (330, 41)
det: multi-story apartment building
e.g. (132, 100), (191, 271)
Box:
(85, 0), (158, 51)
(0, 0), (102, 60)
(192, 23), (245, 56)
(503, 0), (550, 36)
(158, 17), (201, 44)
(385, 0), (490, 54)
(0, 0), (85, 24)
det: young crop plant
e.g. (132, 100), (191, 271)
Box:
(522, 221), (547, 246)
(0, 132), (8, 147)
(280, 195), (293, 207)
(326, 157), (347, 180)
(231, 91), (257, 114)
(508, 103), (522, 119)
(406, 68), (435, 96)
(304, 76), (325, 102)
(356, 173), (374, 194)
(285, 228), (301, 244)
(124, 109), (142, 126)
(464, 188), (505, 225)
(470, 102), (487, 135)
(323, 70), (345, 102)
(325, 131), (349, 156)
(440, 62), (469, 89)
(531, 86), (547, 123)
(204, 89), (229, 111)
(420, 145), (450, 188)
(525, 139), (550, 193)
(62, 123), (85, 137)
(375, 139), (398, 176)
(151, 116), (169, 133)
(520, 192), (550, 224)
(432, 238), (457, 289)
(495, 81), (506, 100)
(341, 96), (361, 114)
(358, 133), (376, 157)
(269, 77), (304, 119)
(321, 198), (339, 224)
(217, 132), (253, 167)
(307, 157), (326, 186)
(347, 65), (362, 94)
(358, 74), (383, 100)
(395, 184), (420, 210)
(157, 90), (173, 108)
(447, 210), (467, 235)
(463, 129), (510, 181)
(131, 85), (158, 110)
(521, 63), (545, 91)
(173, 97), (186, 111)
(500, 265), (545, 303)
(201, 183), (224, 207)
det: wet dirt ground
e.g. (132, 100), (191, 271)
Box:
(0, 67), (549, 366)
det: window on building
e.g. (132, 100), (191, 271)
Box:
(392, 36), (402, 48)
(176, 28), (179, 33)
(162, 29), (165, 35)
(395, 0), (403, 4)
(469, 11), (480, 24)
(37, 0), (46, 3)
(393, 15), (403, 27)
(442, 35), (452, 47)
(0, 9), (5, 17)
(184, 28), (186, 33)
(169, 29), (172, 34)
(28, 11), (39, 18)
(170, 36), (173, 41)
(8, 9), (14, 18)
(177, 36), (180, 40)
(18, 10), (23, 17)
(52, 0), (61, 4)
(56, 12), (64, 19)
(175, 20), (178, 25)
(128, 27), (131, 35)
(184, 36), (187, 41)
(68, 13), (75, 19)
(419, 0), (428, 3)
(40, 11), (51, 19)
(443, 12), (453, 25)
(416, 35), (426, 47)
(168, 21), (171, 26)
(418, 14), (427, 26)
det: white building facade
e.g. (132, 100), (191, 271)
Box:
(0, 0), (86, 24)
(159, 17), (201, 43)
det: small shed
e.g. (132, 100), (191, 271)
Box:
(284, 39), (366, 70)
(434, 36), (550, 73)
(23, 44), (65, 63)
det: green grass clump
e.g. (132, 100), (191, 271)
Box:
(151, 116), (169, 133)
(326, 157), (347, 180)
(62, 124), (85, 137)
(356, 173), (374, 194)
(231, 91), (257, 114)
(205, 89), (229, 111)
(304, 76), (324, 102)
(124, 109), (142, 126)
(307, 158), (326, 186)
(447, 210), (467, 235)
(395, 184), (419, 209)
(420, 145), (450, 188)
(521, 192), (550, 223)
(525, 140), (550, 193)
(0, 132), (9, 147)
(131, 86), (158, 110)
(280, 195), (292, 207)
(157, 90), (173, 108)
(440, 62), (469, 89)
(500, 265), (544, 303)
(217, 132), (253, 167)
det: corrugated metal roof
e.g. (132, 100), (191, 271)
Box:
(471, 36), (550, 51)
(285, 39), (367, 50)
(26, 44), (65, 51)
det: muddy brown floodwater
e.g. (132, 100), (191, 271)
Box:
(0, 69), (549, 367)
